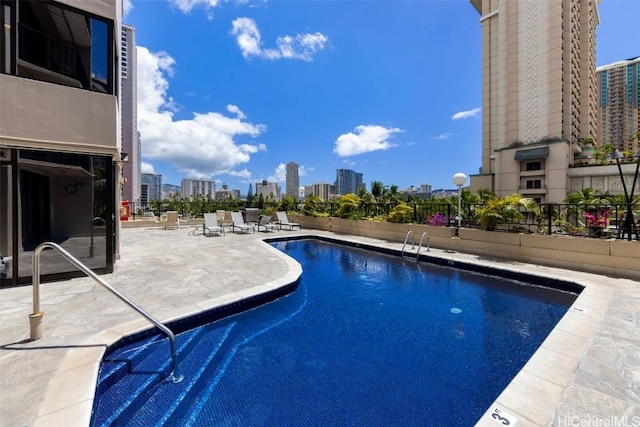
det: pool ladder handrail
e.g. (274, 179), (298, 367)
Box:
(401, 231), (430, 261)
(401, 231), (413, 258)
(29, 242), (183, 383)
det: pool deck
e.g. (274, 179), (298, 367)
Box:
(0, 226), (638, 426)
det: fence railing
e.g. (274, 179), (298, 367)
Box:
(123, 200), (638, 239)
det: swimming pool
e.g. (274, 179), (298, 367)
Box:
(91, 238), (578, 426)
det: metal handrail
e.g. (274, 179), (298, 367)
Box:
(401, 231), (413, 258)
(30, 242), (183, 383)
(415, 232), (430, 261)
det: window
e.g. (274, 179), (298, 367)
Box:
(525, 161), (542, 171)
(526, 180), (542, 189)
(1, 0), (115, 94)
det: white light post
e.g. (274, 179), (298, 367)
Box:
(452, 173), (467, 237)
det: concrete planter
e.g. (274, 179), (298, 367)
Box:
(289, 215), (639, 280)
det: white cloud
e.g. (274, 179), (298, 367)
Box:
(230, 18), (328, 61)
(137, 46), (266, 179)
(226, 104), (247, 119)
(228, 169), (252, 179)
(268, 163), (288, 183)
(170, 0), (255, 16)
(123, 0), (133, 17)
(171, 0), (220, 16)
(333, 125), (403, 157)
(452, 108), (481, 120)
(432, 132), (453, 140)
(141, 162), (155, 174)
(265, 163), (310, 184)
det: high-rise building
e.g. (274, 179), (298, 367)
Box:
(255, 180), (281, 202)
(469, 0), (600, 203)
(141, 173), (162, 206)
(335, 169), (364, 196)
(597, 57), (640, 153)
(285, 162), (300, 199)
(120, 24), (140, 205)
(181, 179), (215, 199)
(311, 182), (335, 201)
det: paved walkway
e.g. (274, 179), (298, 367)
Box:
(0, 226), (638, 426)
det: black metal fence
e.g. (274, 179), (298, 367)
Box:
(124, 200), (638, 240)
(301, 201), (638, 239)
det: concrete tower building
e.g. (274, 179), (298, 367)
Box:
(469, 0), (600, 203)
(256, 180), (281, 202)
(120, 24), (140, 205)
(597, 57), (640, 153)
(285, 162), (300, 199)
(181, 179), (216, 199)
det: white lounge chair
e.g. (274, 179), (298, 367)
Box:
(230, 211), (254, 234)
(164, 211), (180, 230)
(203, 213), (225, 236)
(257, 215), (278, 232)
(276, 211), (300, 230)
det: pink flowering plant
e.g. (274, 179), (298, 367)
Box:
(427, 212), (451, 226)
(583, 210), (610, 229)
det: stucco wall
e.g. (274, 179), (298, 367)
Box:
(0, 75), (118, 156)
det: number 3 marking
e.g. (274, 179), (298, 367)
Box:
(491, 408), (511, 425)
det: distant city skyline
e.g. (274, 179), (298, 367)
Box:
(124, 0), (639, 191)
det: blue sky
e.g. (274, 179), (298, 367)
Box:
(124, 0), (640, 194)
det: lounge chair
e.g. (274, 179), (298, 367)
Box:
(230, 211), (254, 234)
(276, 211), (300, 230)
(149, 212), (165, 228)
(164, 211), (180, 230)
(203, 213), (225, 236)
(216, 210), (233, 231)
(244, 208), (261, 225)
(257, 215), (278, 232)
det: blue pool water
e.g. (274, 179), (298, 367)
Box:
(91, 239), (576, 426)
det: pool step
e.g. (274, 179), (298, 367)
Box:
(95, 334), (165, 397)
(91, 326), (205, 427)
(91, 324), (234, 427)
(120, 322), (238, 426)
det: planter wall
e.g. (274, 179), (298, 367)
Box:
(291, 215), (640, 281)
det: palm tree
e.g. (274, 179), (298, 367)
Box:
(476, 194), (535, 231)
(370, 181), (384, 202)
(388, 185), (400, 205)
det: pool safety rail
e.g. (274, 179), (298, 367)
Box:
(29, 242), (183, 383)
(401, 231), (430, 261)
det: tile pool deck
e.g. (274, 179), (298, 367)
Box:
(0, 226), (638, 426)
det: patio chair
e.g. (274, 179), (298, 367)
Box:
(244, 208), (261, 226)
(216, 210), (233, 231)
(203, 213), (225, 236)
(257, 215), (278, 232)
(149, 212), (166, 228)
(164, 211), (180, 230)
(276, 211), (300, 230)
(230, 211), (254, 234)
